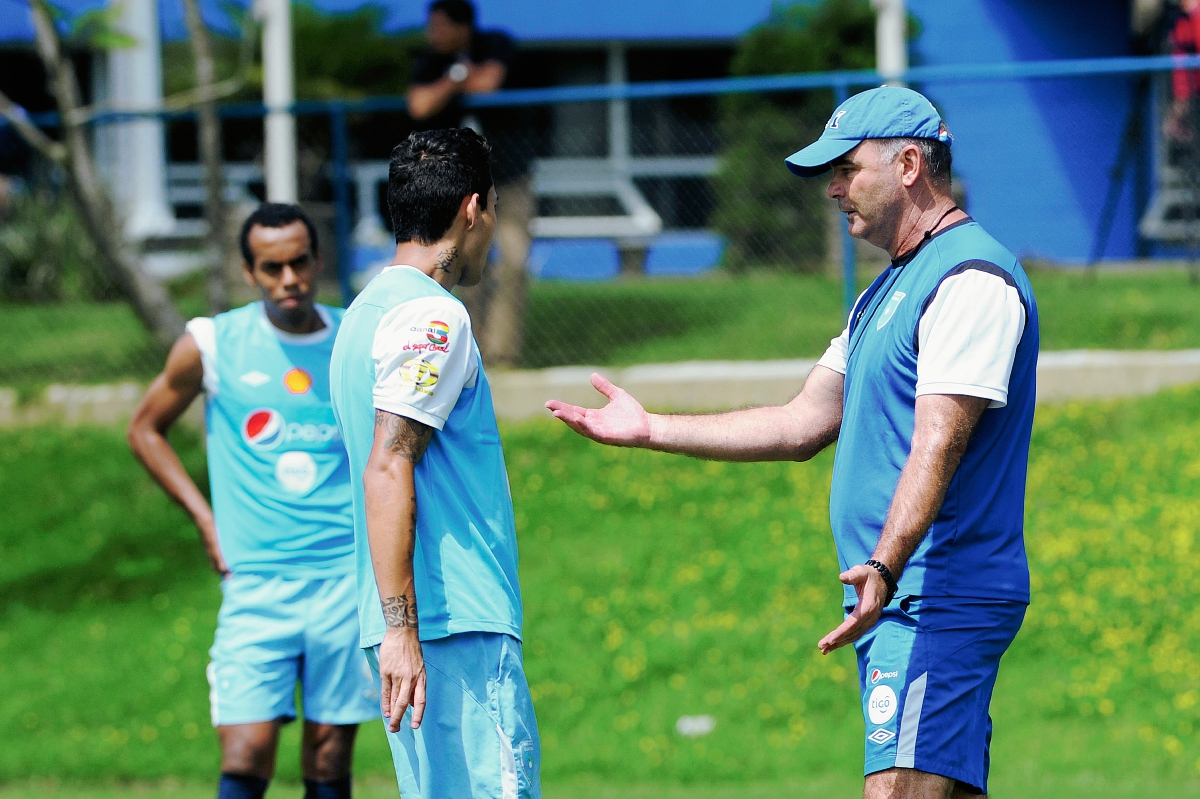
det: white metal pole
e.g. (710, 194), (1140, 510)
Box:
(259, 0), (298, 203)
(107, 0), (175, 239)
(873, 0), (908, 85)
(607, 41), (629, 176)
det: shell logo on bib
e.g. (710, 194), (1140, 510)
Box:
(283, 368), (312, 394)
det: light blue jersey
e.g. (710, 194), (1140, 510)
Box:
(330, 265), (523, 649)
(187, 302), (354, 576)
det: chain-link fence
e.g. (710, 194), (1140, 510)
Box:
(2, 55), (1199, 388)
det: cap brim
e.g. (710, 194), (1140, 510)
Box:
(784, 137), (861, 178)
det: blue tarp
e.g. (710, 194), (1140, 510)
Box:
(0, 0), (777, 44)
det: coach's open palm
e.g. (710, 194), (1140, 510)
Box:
(380, 627), (427, 733)
(546, 373), (652, 446)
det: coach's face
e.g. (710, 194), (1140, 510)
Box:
(457, 185), (498, 287)
(244, 221), (321, 327)
(827, 140), (904, 249)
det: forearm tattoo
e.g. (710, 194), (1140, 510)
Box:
(434, 246), (458, 273)
(382, 595), (419, 629)
(374, 410), (433, 463)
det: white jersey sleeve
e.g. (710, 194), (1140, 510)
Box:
(816, 287), (868, 376)
(184, 317), (218, 396)
(372, 297), (478, 430)
(816, 326), (849, 375)
(915, 268), (1027, 408)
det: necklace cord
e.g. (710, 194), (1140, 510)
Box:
(923, 205), (961, 242)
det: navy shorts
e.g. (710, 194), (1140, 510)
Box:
(852, 596), (1026, 793)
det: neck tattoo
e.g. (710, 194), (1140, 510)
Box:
(435, 246), (458, 273)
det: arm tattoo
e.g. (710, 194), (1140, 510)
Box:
(434, 246), (458, 273)
(382, 595), (419, 629)
(374, 410), (434, 463)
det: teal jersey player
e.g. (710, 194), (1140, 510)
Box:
(331, 266), (522, 649)
(191, 301), (353, 576)
(129, 205), (376, 799)
(330, 128), (540, 799)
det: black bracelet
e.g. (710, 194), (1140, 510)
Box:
(864, 559), (898, 606)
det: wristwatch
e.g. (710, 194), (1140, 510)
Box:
(448, 62), (469, 84)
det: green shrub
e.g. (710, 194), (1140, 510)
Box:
(712, 0), (877, 272)
(0, 189), (118, 303)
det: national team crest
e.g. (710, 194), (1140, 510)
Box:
(876, 291), (907, 330)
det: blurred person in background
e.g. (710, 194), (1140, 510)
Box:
(407, 0), (532, 368)
(407, 0), (513, 130)
(547, 87), (1038, 799)
(128, 204), (377, 799)
(1166, 0), (1200, 142)
(330, 128), (540, 799)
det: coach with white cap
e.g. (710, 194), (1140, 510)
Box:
(546, 85), (1039, 798)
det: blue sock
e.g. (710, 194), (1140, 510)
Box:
(304, 776), (352, 799)
(217, 772), (268, 799)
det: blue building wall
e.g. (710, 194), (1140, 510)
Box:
(908, 0), (1143, 262)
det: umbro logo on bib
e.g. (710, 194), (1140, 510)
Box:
(876, 291), (907, 330)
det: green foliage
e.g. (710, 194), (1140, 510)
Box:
(0, 190), (118, 304)
(162, 4), (422, 102)
(713, 0), (877, 271)
(65, 5), (139, 51)
(291, 4), (423, 100)
(729, 0), (877, 79)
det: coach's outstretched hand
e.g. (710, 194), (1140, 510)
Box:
(817, 564), (889, 655)
(545, 373), (652, 447)
(380, 627), (427, 733)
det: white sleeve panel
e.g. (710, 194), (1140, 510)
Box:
(915, 269), (1026, 408)
(372, 297), (478, 430)
(816, 326), (849, 375)
(184, 317), (218, 396)
(815, 287), (867, 376)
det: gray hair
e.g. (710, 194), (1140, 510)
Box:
(876, 138), (953, 190)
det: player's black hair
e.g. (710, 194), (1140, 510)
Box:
(879, 138), (953, 190)
(239, 203), (319, 268)
(387, 128), (493, 245)
(429, 0), (475, 27)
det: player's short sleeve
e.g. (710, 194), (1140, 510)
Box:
(816, 326), (849, 375)
(915, 265), (1027, 408)
(816, 286), (869, 375)
(371, 297), (478, 430)
(184, 317), (218, 396)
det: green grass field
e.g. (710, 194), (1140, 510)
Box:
(5, 385), (1200, 796)
(3, 267), (1200, 391)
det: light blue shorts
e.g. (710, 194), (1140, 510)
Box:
(366, 631), (541, 799)
(208, 572), (379, 727)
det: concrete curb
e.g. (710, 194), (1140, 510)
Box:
(3, 350), (1200, 427)
(492, 349), (1200, 420)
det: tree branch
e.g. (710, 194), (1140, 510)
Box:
(180, 0), (232, 313)
(0, 89), (66, 162)
(25, 0), (185, 346)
